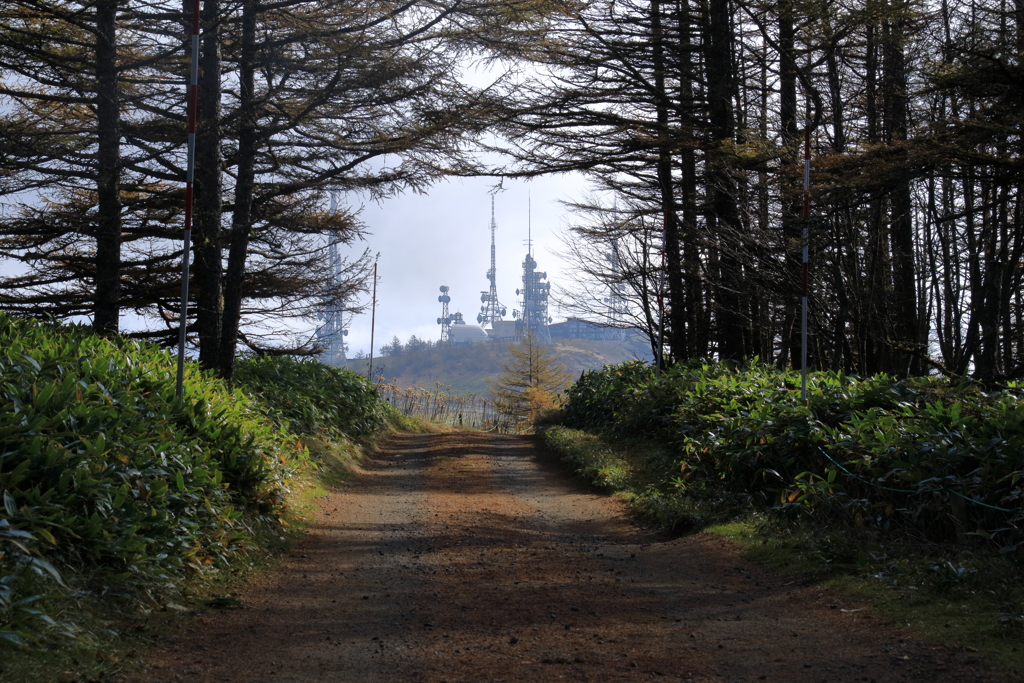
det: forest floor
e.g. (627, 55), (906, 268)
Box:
(130, 432), (1015, 683)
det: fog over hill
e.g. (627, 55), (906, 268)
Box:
(346, 336), (653, 396)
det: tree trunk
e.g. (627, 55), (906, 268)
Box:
(677, 0), (704, 359)
(218, 0), (257, 379)
(883, 5), (919, 376)
(651, 0), (686, 365)
(93, 0), (121, 335)
(860, 14), (895, 374)
(194, 0), (224, 369)
(704, 0), (743, 360)
(777, 0), (800, 369)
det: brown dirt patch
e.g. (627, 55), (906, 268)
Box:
(132, 432), (1015, 682)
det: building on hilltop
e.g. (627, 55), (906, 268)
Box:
(547, 318), (629, 342)
(487, 320), (518, 343)
(428, 199), (639, 348)
(450, 318), (489, 345)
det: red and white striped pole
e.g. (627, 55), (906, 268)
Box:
(367, 260), (378, 382)
(176, 0), (201, 399)
(800, 122), (811, 402)
(657, 232), (666, 375)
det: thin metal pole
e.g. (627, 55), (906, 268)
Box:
(367, 260), (378, 382)
(176, 0), (201, 400)
(801, 122), (811, 402)
(657, 240), (665, 374)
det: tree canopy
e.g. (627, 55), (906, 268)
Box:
(3, 0), (1024, 381)
(0, 0), (524, 377)
(484, 0), (1024, 380)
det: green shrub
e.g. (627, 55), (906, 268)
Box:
(234, 355), (392, 441)
(562, 360), (1024, 548)
(0, 521), (68, 646)
(0, 315), (304, 645)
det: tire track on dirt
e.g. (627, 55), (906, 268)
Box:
(134, 432), (1016, 683)
(139, 433), (434, 682)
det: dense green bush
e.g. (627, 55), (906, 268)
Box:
(234, 355), (392, 441)
(0, 316), (305, 645)
(563, 360), (1024, 549)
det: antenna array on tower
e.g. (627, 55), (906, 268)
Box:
(513, 200), (552, 342)
(316, 192), (349, 365)
(478, 196), (507, 329)
(437, 285), (454, 343)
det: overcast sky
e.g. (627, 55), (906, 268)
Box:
(341, 172), (591, 358)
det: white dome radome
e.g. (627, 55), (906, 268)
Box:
(449, 324), (489, 344)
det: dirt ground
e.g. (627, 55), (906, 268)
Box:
(135, 432), (1016, 683)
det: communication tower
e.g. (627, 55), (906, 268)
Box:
(478, 196), (507, 328)
(316, 192), (349, 365)
(437, 285), (456, 343)
(602, 238), (627, 339)
(513, 235), (552, 342)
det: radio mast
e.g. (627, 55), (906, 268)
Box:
(437, 285), (454, 343)
(602, 238), (627, 339)
(478, 195), (507, 329)
(513, 195), (551, 341)
(316, 191), (348, 365)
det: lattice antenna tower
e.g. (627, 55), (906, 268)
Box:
(478, 195), (507, 329)
(316, 191), (349, 365)
(513, 194), (552, 342)
(437, 285), (454, 343)
(602, 238), (628, 338)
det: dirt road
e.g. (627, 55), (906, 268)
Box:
(138, 432), (1014, 682)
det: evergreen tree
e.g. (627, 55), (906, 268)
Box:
(0, 0), (177, 332)
(406, 335), (430, 353)
(380, 335), (404, 357)
(488, 329), (572, 423)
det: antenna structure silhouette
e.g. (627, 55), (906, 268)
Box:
(513, 193), (551, 341)
(437, 285), (455, 343)
(602, 238), (627, 339)
(478, 196), (507, 328)
(315, 191), (349, 365)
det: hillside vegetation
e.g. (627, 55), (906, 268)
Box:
(555, 360), (1024, 547)
(348, 336), (652, 396)
(542, 360), (1024, 671)
(0, 315), (396, 657)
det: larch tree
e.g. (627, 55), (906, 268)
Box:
(167, 0), (534, 377)
(488, 328), (572, 423)
(0, 0), (526, 379)
(6, 0), (1024, 383)
(552, 197), (667, 359)
(0, 0), (178, 332)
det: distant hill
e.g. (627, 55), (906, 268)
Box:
(345, 335), (653, 396)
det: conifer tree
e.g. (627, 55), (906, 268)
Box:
(488, 329), (572, 423)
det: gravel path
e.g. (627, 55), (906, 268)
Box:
(136, 432), (1015, 683)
